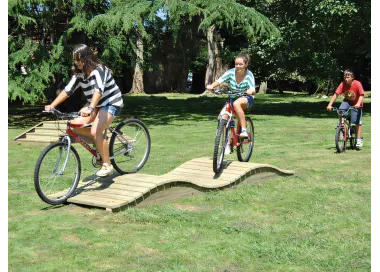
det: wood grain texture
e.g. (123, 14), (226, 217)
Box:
(67, 157), (295, 212)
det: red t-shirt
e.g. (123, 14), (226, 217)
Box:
(335, 80), (365, 106)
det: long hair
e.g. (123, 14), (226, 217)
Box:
(72, 44), (106, 78)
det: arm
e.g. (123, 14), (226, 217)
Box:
(45, 91), (69, 111)
(355, 94), (364, 108)
(79, 91), (102, 116)
(45, 74), (79, 111)
(354, 81), (365, 108)
(327, 93), (339, 110)
(206, 80), (220, 91)
(245, 70), (256, 95)
(246, 87), (256, 96)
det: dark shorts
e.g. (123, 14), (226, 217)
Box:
(230, 96), (254, 109)
(339, 101), (363, 125)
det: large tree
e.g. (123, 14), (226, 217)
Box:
(196, 0), (280, 86)
(8, 0), (110, 104)
(249, 0), (371, 93)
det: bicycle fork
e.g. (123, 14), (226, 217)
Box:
(54, 135), (72, 175)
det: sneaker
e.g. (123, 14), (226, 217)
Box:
(239, 130), (248, 138)
(96, 163), (114, 177)
(224, 143), (231, 155)
(356, 138), (363, 148)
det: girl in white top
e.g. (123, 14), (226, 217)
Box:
(206, 53), (256, 138)
(45, 44), (124, 177)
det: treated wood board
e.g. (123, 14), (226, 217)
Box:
(66, 157), (295, 212)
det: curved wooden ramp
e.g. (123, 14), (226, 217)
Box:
(67, 157), (294, 212)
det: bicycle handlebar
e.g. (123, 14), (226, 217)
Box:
(330, 106), (356, 116)
(43, 108), (80, 119)
(212, 88), (247, 97)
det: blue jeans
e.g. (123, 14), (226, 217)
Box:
(339, 101), (362, 125)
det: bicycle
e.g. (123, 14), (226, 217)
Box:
(212, 89), (254, 174)
(331, 106), (357, 153)
(34, 109), (151, 205)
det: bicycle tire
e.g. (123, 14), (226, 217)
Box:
(237, 117), (254, 162)
(34, 142), (81, 205)
(213, 119), (229, 174)
(109, 119), (151, 174)
(349, 125), (357, 150)
(335, 124), (346, 153)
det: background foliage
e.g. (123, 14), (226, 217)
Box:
(8, 0), (371, 103)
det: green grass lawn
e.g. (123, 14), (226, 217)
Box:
(8, 92), (371, 271)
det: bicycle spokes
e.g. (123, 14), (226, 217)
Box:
(109, 119), (151, 174)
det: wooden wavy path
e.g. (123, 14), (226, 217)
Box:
(67, 157), (294, 212)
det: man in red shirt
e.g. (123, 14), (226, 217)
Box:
(327, 69), (365, 148)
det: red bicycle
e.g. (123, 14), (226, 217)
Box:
(34, 109), (151, 205)
(213, 89), (254, 174)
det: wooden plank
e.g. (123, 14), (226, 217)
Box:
(65, 157), (295, 211)
(183, 160), (257, 170)
(104, 179), (158, 189)
(68, 193), (130, 208)
(167, 168), (247, 180)
(77, 178), (156, 190)
(30, 131), (65, 136)
(76, 188), (143, 200)
(25, 134), (64, 141)
(114, 174), (166, 185)
(76, 181), (152, 194)
(13, 122), (43, 141)
(171, 164), (253, 175)
(14, 138), (55, 144)
(76, 180), (151, 195)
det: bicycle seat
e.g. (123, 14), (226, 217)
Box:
(69, 123), (92, 128)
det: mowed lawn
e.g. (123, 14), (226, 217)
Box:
(8, 92), (371, 272)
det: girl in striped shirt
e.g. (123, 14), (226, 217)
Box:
(206, 53), (256, 138)
(45, 44), (124, 177)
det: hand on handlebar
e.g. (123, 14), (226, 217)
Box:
(45, 105), (55, 112)
(206, 85), (214, 91)
(327, 105), (333, 111)
(246, 89), (256, 96)
(79, 107), (93, 117)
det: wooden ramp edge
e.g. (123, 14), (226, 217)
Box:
(67, 157), (295, 212)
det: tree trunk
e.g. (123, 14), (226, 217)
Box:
(129, 38), (145, 94)
(259, 81), (267, 94)
(205, 25), (226, 87)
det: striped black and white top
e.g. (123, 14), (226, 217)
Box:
(64, 65), (124, 108)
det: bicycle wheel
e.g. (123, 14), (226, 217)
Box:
(335, 124), (346, 153)
(34, 142), (81, 205)
(109, 119), (151, 174)
(213, 119), (229, 174)
(237, 117), (254, 162)
(349, 125), (357, 149)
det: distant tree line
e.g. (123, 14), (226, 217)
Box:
(8, 0), (370, 104)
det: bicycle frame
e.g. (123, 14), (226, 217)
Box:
(336, 107), (355, 141)
(62, 121), (101, 159)
(219, 101), (242, 147)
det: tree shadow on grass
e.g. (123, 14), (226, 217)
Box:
(8, 94), (371, 129)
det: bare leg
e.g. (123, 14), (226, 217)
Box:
(233, 97), (248, 129)
(91, 109), (115, 165)
(71, 109), (98, 143)
(357, 124), (362, 138)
